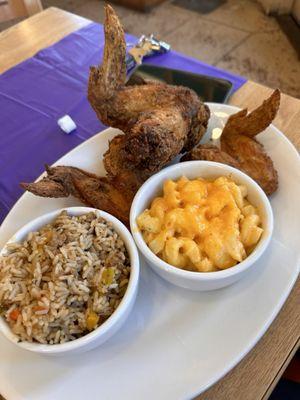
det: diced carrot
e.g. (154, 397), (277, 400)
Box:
(9, 309), (20, 321)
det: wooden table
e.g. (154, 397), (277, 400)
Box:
(0, 7), (299, 400)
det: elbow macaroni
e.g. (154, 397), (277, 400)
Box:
(137, 176), (263, 272)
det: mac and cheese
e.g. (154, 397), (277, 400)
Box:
(137, 176), (263, 272)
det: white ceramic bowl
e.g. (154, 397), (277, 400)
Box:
(0, 207), (139, 355)
(130, 161), (273, 291)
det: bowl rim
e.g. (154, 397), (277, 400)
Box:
(0, 206), (139, 353)
(130, 160), (273, 281)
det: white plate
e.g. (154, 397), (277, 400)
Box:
(0, 103), (299, 400)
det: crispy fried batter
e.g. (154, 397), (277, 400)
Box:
(21, 166), (133, 225)
(182, 90), (280, 195)
(22, 7), (280, 224)
(88, 5), (210, 180)
(221, 135), (278, 195)
(220, 90), (280, 195)
(181, 143), (241, 169)
(22, 5), (210, 224)
(222, 89), (280, 138)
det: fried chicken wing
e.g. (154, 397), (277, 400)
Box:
(221, 90), (279, 195)
(21, 166), (133, 225)
(220, 134), (278, 195)
(88, 5), (210, 178)
(182, 90), (280, 195)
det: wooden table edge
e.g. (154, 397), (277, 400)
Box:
(262, 336), (300, 400)
(0, 7), (299, 400)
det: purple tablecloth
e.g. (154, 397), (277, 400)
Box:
(0, 23), (246, 223)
